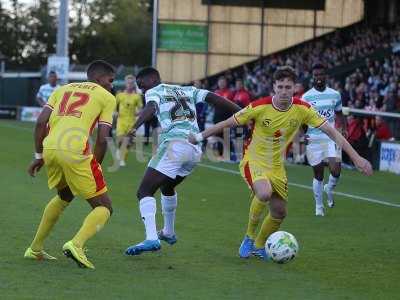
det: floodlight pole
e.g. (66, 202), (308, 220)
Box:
(151, 0), (159, 67)
(56, 0), (69, 57)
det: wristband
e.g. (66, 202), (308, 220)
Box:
(194, 133), (204, 143)
(34, 152), (43, 160)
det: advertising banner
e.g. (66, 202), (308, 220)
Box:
(379, 141), (400, 174)
(20, 106), (42, 122)
(158, 23), (208, 53)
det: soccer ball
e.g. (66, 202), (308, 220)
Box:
(265, 231), (299, 264)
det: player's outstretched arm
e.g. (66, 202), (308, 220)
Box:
(189, 116), (237, 145)
(28, 106), (52, 177)
(128, 102), (157, 137)
(94, 124), (112, 165)
(204, 92), (241, 115)
(319, 122), (373, 175)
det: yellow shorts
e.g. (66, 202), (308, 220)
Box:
(116, 119), (134, 137)
(43, 149), (107, 199)
(239, 160), (288, 200)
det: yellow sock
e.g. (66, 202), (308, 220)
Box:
(246, 195), (267, 240)
(72, 206), (110, 248)
(254, 214), (283, 248)
(31, 195), (69, 251)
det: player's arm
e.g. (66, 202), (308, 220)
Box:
(36, 97), (46, 107)
(93, 124), (112, 164)
(204, 92), (241, 115)
(28, 106), (52, 177)
(319, 122), (372, 175)
(189, 116), (237, 144)
(36, 87), (47, 107)
(128, 101), (157, 135)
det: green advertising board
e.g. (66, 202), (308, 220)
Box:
(158, 23), (208, 53)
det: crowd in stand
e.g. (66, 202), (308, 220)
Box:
(193, 22), (400, 149)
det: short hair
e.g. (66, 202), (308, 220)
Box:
(136, 67), (160, 80)
(312, 62), (326, 71)
(48, 71), (57, 76)
(86, 60), (115, 79)
(273, 66), (297, 83)
(125, 74), (135, 81)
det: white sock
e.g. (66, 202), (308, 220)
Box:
(139, 197), (158, 240)
(312, 178), (324, 207)
(161, 193), (177, 236)
(327, 174), (339, 191)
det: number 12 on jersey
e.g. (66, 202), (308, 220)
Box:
(58, 92), (90, 118)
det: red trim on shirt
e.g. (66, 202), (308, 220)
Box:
(243, 121), (255, 156)
(244, 162), (253, 188)
(90, 157), (106, 192)
(251, 96), (272, 108)
(293, 97), (311, 108)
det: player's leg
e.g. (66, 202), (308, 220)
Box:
(254, 192), (286, 244)
(306, 143), (326, 216)
(125, 167), (171, 255)
(312, 163), (325, 216)
(59, 151), (111, 268)
(116, 121), (131, 166)
(158, 176), (185, 245)
(25, 186), (73, 260)
(63, 192), (112, 269)
(238, 162), (270, 258)
(324, 142), (342, 208)
(249, 179), (277, 260)
(245, 193), (267, 240)
(238, 193), (268, 258)
(250, 171), (288, 261)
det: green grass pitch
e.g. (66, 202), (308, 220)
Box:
(0, 120), (399, 299)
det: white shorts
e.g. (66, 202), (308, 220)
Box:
(306, 139), (342, 167)
(148, 140), (202, 179)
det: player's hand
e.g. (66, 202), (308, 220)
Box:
(28, 159), (44, 177)
(354, 156), (373, 176)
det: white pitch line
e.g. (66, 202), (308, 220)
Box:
(198, 163), (400, 208)
(2, 121), (399, 208)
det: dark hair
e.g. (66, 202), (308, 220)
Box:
(273, 66), (297, 83)
(48, 71), (57, 76)
(312, 62), (326, 71)
(86, 60), (115, 79)
(136, 67), (160, 80)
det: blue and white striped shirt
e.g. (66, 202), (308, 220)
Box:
(36, 83), (60, 103)
(302, 87), (342, 140)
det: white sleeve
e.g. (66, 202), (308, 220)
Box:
(335, 93), (342, 111)
(193, 88), (208, 104)
(145, 90), (160, 107)
(36, 86), (44, 99)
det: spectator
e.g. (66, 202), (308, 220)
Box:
(233, 78), (251, 108)
(294, 83), (305, 98)
(374, 116), (393, 140)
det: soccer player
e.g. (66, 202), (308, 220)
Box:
(190, 66), (372, 260)
(24, 60), (116, 269)
(115, 74), (143, 166)
(124, 67), (240, 256)
(302, 63), (347, 216)
(36, 71), (60, 107)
